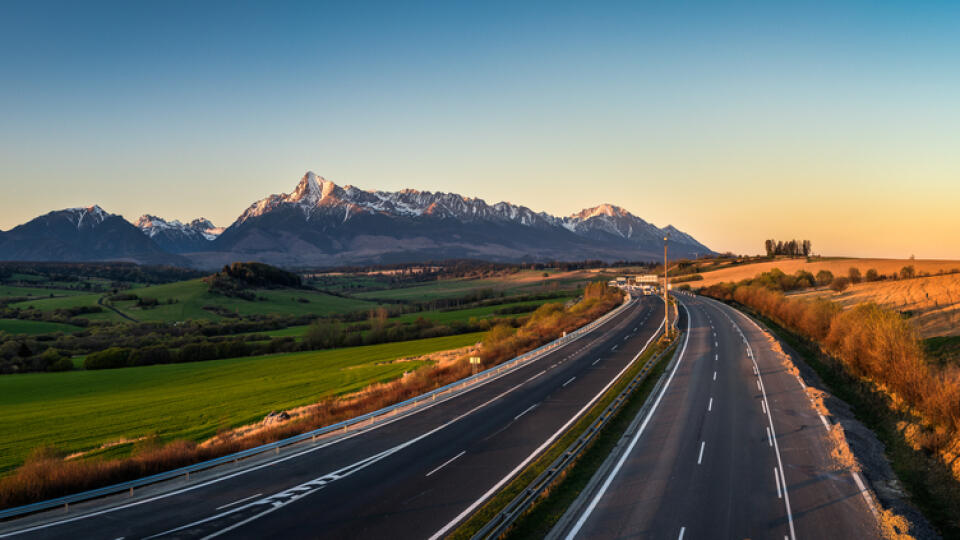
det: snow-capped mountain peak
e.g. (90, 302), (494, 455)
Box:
(569, 203), (630, 221)
(135, 214), (222, 252)
(64, 205), (110, 229)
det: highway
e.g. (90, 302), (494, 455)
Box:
(0, 296), (665, 540)
(554, 294), (880, 539)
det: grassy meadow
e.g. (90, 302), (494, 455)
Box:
(0, 332), (484, 475)
(8, 279), (377, 324)
(0, 320), (82, 336)
(354, 270), (601, 301)
(0, 286), (87, 299)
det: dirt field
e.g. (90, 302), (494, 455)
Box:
(691, 258), (960, 288)
(789, 273), (960, 338)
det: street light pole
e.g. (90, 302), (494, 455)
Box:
(663, 236), (669, 336)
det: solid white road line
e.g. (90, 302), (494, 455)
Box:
(707, 397), (713, 412)
(426, 451), (466, 477)
(433, 317), (668, 540)
(514, 403), (538, 421)
(563, 309), (688, 540)
(563, 377), (576, 388)
(819, 414), (831, 430)
(215, 493), (262, 511)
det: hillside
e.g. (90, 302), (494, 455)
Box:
(792, 272), (960, 338)
(691, 258), (960, 288)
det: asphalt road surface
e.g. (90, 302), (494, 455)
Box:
(1, 296), (665, 540)
(555, 294), (879, 540)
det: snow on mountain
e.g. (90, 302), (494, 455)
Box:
(63, 205), (110, 230)
(0, 206), (183, 265)
(237, 171), (571, 230)
(135, 215), (222, 253)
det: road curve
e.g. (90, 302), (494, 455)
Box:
(554, 294), (879, 540)
(1, 296), (665, 540)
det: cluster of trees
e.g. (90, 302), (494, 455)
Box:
(763, 239), (812, 258)
(0, 262), (203, 286)
(207, 263), (302, 298)
(703, 284), (960, 446)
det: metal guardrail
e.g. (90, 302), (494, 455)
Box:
(0, 295), (637, 522)
(471, 327), (679, 540)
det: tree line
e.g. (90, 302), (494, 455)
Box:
(764, 239), (812, 257)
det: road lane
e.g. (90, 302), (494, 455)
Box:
(558, 294), (878, 539)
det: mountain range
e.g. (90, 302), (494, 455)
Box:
(0, 172), (714, 269)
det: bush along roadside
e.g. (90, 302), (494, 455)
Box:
(451, 330), (677, 540)
(0, 285), (625, 511)
(701, 288), (958, 539)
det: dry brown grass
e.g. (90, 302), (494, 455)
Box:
(878, 507), (917, 540)
(694, 258), (960, 288)
(793, 273), (960, 337)
(828, 424), (861, 472)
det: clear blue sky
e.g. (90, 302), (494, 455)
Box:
(2, 1), (959, 257)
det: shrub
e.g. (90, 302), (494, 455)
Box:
(865, 268), (880, 282)
(900, 265), (916, 279)
(829, 277), (851, 292)
(129, 346), (173, 366)
(847, 267), (862, 284)
(84, 347), (133, 370)
(815, 270), (834, 286)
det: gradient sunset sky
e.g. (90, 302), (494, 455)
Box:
(2, 1), (958, 258)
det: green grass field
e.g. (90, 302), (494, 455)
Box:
(390, 298), (572, 325)
(112, 280), (379, 322)
(353, 272), (588, 302)
(9, 280), (378, 324)
(0, 319), (83, 336)
(7, 294), (124, 323)
(239, 297), (572, 340)
(0, 332), (483, 474)
(0, 285), (87, 300)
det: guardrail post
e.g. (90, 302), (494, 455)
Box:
(186, 471), (190, 481)
(64, 502), (69, 513)
(129, 487), (134, 497)
(275, 446), (280, 455)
